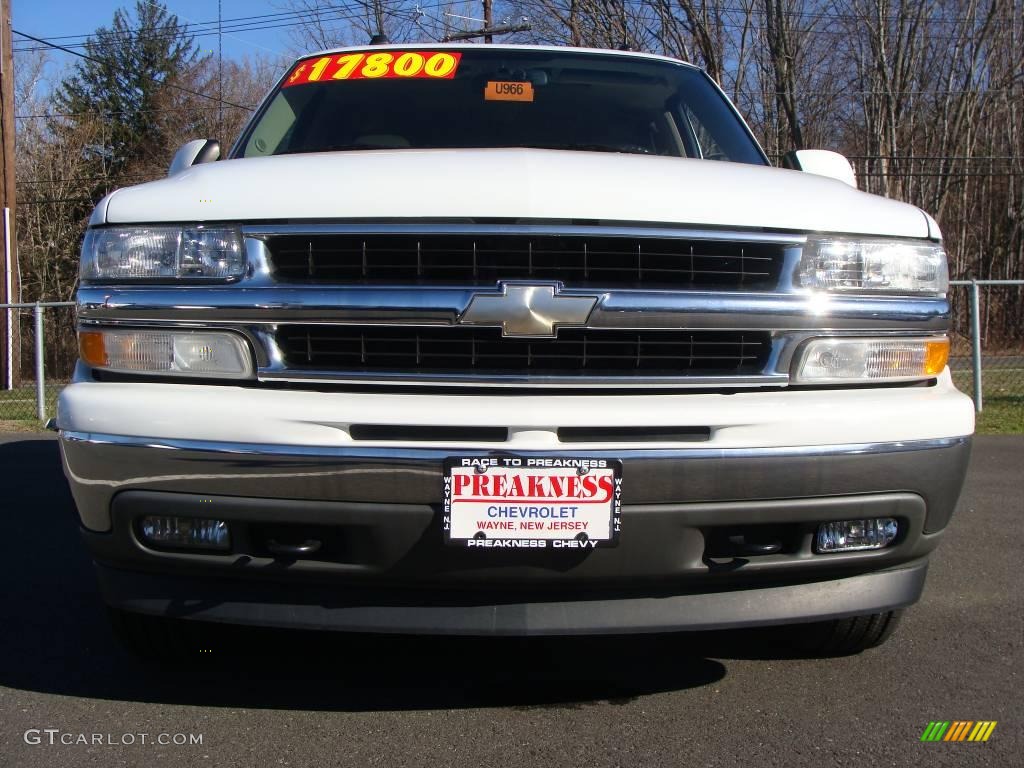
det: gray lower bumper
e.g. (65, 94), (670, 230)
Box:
(95, 559), (929, 636)
(64, 434), (968, 634)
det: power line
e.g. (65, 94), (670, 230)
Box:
(16, 105), (251, 121)
(18, 197), (97, 206)
(15, 0), (1009, 48)
(641, 0), (1013, 29)
(633, 0), (1017, 43)
(12, 29), (253, 111)
(443, 21), (532, 42)
(847, 155), (1022, 161)
(14, 5), (365, 45)
(11, 2), (457, 54)
(11, 0), (1017, 55)
(18, 176), (160, 185)
(11, 8), (326, 52)
(14, 1), (1004, 55)
(733, 87), (1018, 96)
(137, 0), (282, 56)
(858, 171), (1024, 177)
(12, 14), (324, 54)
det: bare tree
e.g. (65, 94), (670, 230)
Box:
(279, 0), (437, 51)
(16, 116), (108, 303)
(519, 0), (657, 49)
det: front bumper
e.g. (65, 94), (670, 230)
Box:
(59, 377), (973, 634)
(93, 559), (930, 636)
(65, 433), (970, 634)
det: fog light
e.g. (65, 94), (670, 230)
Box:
(816, 518), (898, 553)
(139, 516), (231, 551)
(78, 328), (253, 379)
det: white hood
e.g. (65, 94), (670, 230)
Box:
(98, 148), (932, 238)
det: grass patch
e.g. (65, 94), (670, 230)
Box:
(0, 384), (39, 399)
(0, 385), (61, 426)
(0, 419), (48, 433)
(0, 386), (42, 420)
(952, 369), (1024, 434)
(951, 367), (1024, 393)
(974, 396), (1024, 434)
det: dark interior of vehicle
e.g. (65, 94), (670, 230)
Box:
(240, 51), (766, 165)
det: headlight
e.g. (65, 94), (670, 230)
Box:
(78, 329), (254, 379)
(798, 237), (948, 295)
(80, 226), (245, 281)
(794, 336), (949, 384)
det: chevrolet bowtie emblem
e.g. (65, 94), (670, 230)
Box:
(459, 283), (598, 338)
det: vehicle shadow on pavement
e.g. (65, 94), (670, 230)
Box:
(0, 437), (805, 712)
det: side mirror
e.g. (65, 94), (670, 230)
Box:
(782, 149), (857, 188)
(168, 139), (221, 176)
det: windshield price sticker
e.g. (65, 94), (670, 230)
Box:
(283, 51), (462, 87)
(443, 457), (622, 549)
(484, 81), (535, 102)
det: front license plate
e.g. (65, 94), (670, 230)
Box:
(443, 456), (622, 549)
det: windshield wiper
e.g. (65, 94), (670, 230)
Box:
(274, 143), (655, 156)
(521, 143), (651, 155)
(276, 143), (400, 155)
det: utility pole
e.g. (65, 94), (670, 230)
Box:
(443, 18), (531, 43)
(483, 0), (493, 43)
(217, 0), (223, 138)
(372, 0), (386, 41)
(0, 0), (19, 390)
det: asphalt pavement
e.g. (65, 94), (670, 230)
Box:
(0, 433), (1020, 767)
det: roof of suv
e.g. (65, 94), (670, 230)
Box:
(294, 43), (699, 70)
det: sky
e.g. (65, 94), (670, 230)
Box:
(13, 0), (300, 85)
(11, 1), (502, 90)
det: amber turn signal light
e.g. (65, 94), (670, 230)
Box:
(924, 338), (950, 376)
(78, 330), (108, 367)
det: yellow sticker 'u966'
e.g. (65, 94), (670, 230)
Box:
(484, 81), (535, 102)
(283, 51), (462, 87)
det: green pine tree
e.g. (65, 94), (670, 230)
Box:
(55, 1), (198, 180)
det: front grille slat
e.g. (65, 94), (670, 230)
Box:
(267, 234), (785, 289)
(276, 327), (771, 377)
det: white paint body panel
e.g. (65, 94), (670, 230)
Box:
(100, 149), (932, 239)
(58, 369), (973, 450)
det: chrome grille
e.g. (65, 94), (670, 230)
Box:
(276, 326), (772, 377)
(266, 233), (785, 289)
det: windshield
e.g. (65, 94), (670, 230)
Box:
(236, 49), (766, 165)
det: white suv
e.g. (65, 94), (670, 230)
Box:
(59, 45), (974, 655)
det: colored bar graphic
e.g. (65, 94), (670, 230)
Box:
(975, 722), (997, 742)
(921, 722), (950, 741)
(922, 721), (996, 742)
(945, 721), (972, 741)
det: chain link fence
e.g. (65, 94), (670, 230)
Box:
(1, 302), (76, 428)
(949, 281), (1024, 427)
(1, 286), (1022, 430)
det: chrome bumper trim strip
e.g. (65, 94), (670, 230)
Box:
(76, 287), (949, 332)
(253, 371), (791, 388)
(239, 222), (809, 243)
(61, 431), (968, 461)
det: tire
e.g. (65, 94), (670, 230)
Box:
(801, 610), (904, 656)
(106, 607), (212, 659)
